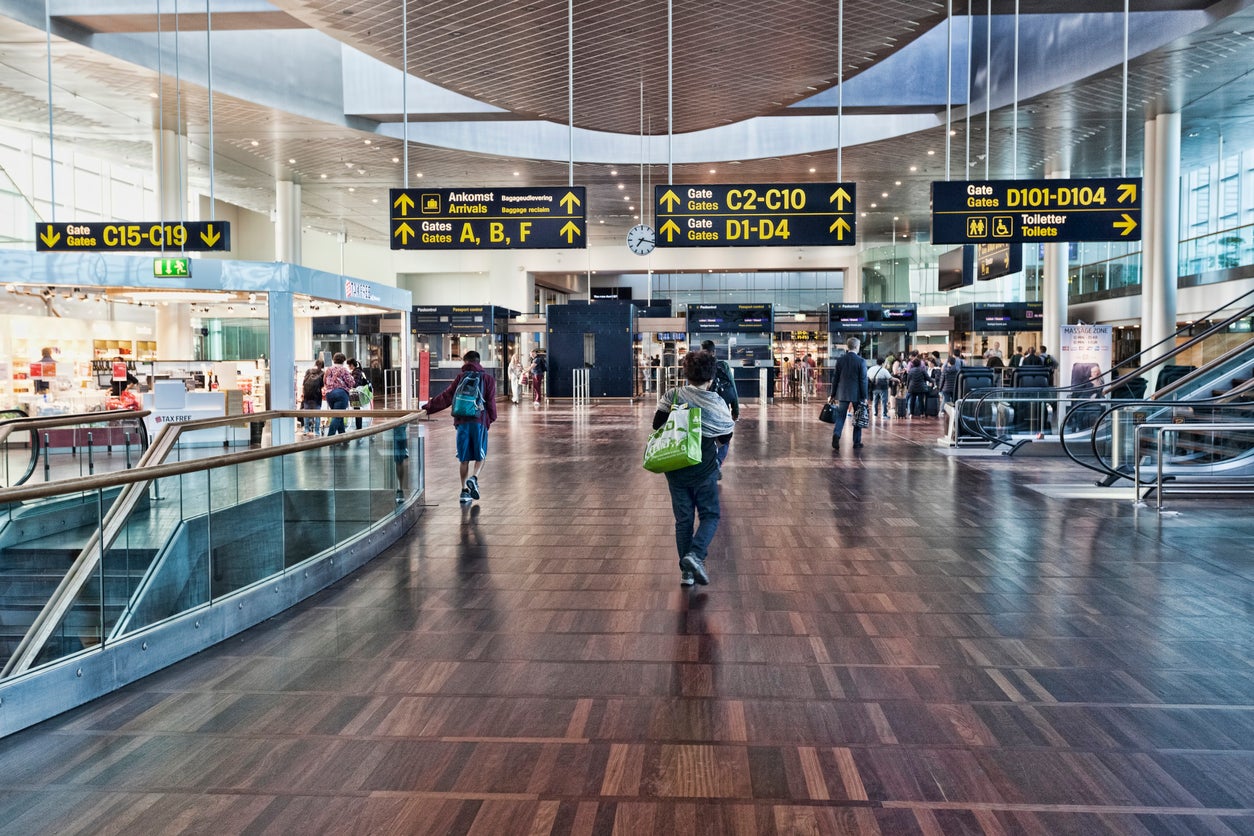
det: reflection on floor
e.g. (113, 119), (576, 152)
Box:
(0, 402), (1251, 834)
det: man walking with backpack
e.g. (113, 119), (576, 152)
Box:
(421, 350), (498, 504)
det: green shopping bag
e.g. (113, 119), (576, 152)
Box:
(643, 401), (703, 473)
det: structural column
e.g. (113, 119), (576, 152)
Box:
(152, 128), (188, 221)
(1150, 112), (1181, 361)
(1140, 115), (1158, 362)
(1042, 167), (1069, 368)
(268, 287), (296, 444)
(275, 180), (302, 265)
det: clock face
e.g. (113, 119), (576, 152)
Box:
(626, 224), (655, 255)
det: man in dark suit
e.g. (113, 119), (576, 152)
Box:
(827, 336), (870, 451)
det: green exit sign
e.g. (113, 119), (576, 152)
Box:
(153, 257), (191, 278)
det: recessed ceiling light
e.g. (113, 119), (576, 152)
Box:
(349, 187), (356, 192)
(870, 202), (877, 208)
(250, 140), (259, 147)
(617, 183), (624, 190)
(364, 139), (372, 145)
(610, 169), (618, 175)
(288, 158), (296, 164)
(909, 166), (918, 172)
(809, 167), (816, 173)
(513, 171), (520, 176)
(881, 192), (888, 198)
(392, 157), (400, 163)
(320, 173), (327, 179)
(927, 150), (935, 156)
(709, 169), (716, 174)
(894, 181), (901, 185)
(148, 92), (158, 99)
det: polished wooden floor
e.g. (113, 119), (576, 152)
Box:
(1, 401), (1252, 835)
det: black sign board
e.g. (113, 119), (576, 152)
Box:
(688, 303), (774, 333)
(655, 183), (855, 247)
(411, 305), (500, 334)
(827, 302), (918, 333)
(931, 177), (1142, 244)
(35, 220), (230, 252)
(969, 302), (1044, 332)
(938, 247), (974, 291)
(976, 242), (1022, 280)
(390, 187), (586, 250)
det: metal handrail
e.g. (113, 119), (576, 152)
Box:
(0, 409), (423, 504)
(1134, 421), (1254, 509)
(1, 408), (427, 678)
(0, 409), (151, 488)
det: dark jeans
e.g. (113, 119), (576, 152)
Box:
(326, 388), (349, 435)
(666, 472), (720, 564)
(871, 389), (890, 418)
(830, 400), (862, 445)
(907, 392), (926, 417)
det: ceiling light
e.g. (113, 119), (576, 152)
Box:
(610, 169), (618, 175)
(909, 166), (918, 172)
(344, 162), (354, 168)
(709, 169), (716, 174)
(250, 140), (259, 147)
(895, 180), (901, 185)
(349, 187), (356, 192)
(320, 173), (327, 179)
(364, 139), (372, 145)
(617, 183), (624, 189)
(927, 150), (935, 156)
(392, 157), (400, 163)
(870, 203), (877, 208)
(513, 171), (520, 176)
(881, 192), (888, 198)
(289, 158), (296, 164)
(809, 167), (816, 173)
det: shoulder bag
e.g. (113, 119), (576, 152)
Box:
(818, 402), (836, 424)
(643, 397), (703, 473)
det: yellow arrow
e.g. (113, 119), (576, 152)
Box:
(1117, 183), (1137, 204)
(200, 224), (221, 247)
(660, 219), (681, 242)
(559, 192), (581, 213)
(830, 187), (851, 210)
(659, 189), (681, 213)
(394, 192), (415, 216)
(39, 225), (61, 248)
(829, 217), (851, 240)
(394, 222), (415, 244)
(560, 221), (582, 243)
(1113, 213), (1137, 236)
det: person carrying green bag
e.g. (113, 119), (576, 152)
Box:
(650, 351), (735, 587)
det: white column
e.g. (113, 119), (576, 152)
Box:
(268, 288), (297, 443)
(152, 128), (188, 221)
(275, 180), (302, 264)
(1140, 116), (1158, 362)
(1151, 112), (1180, 358)
(1042, 167), (1069, 366)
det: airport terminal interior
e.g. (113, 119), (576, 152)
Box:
(1, 1), (1254, 833)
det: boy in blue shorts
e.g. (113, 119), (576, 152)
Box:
(420, 350), (498, 503)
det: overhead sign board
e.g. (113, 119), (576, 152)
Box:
(828, 302), (918, 333)
(389, 187), (586, 250)
(688, 303), (774, 333)
(931, 178), (1142, 244)
(36, 221), (230, 252)
(975, 241), (1022, 280)
(655, 183), (856, 247)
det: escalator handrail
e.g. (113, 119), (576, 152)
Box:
(1074, 397), (1254, 484)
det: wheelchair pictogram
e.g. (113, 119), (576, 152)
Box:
(993, 216), (1013, 238)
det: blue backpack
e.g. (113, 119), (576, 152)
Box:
(450, 371), (484, 418)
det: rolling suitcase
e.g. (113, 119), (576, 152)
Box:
(924, 391), (941, 417)
(895, 396), (908, 418)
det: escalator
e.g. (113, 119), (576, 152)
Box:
(951, 288), (1254, 484)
